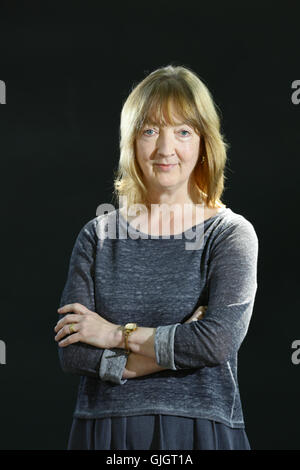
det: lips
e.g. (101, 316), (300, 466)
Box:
(155, 162), (177, 165)
(155, 163), (177, 170)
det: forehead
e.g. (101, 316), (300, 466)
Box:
(144, 101), (191, 127)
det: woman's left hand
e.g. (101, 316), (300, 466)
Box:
(54, 303), (119, 349)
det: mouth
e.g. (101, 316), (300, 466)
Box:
(155, 163), (177, 171)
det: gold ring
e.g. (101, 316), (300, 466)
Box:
(69, 323), (75, 334)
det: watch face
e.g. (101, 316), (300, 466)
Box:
(125, 323), (136, 329)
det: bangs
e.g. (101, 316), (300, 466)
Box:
(136, 81), (201, 134)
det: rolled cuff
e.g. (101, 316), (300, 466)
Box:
(99, 348), (128, 384)
(154, 324), (181, 370)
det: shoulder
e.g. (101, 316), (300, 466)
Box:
(77, 209), (119, 243)
(210, 208), (259, 254)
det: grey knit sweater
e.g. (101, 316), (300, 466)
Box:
(57, 207), (258, 429)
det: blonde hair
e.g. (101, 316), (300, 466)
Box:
(113, 64), (229, 211)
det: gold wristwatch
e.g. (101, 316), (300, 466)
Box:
(121, 323), (138, 354)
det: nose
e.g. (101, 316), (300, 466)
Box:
(156, 129), (176, 158)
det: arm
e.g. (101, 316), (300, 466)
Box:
(122, 352), (168, 379)
(118, 219), (258, 370)
(171, 219), (259, 369)
(57, 218), (128, 384)
(121, 308), (207, 379)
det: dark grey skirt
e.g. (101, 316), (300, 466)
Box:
(67, 415), (251, 450)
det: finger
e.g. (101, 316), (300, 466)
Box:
(196, 306), (207, 316)
(55, 323), (73, 342)
(58, 332), (81, 347)
(54, 314), (82, 332)
(192, 315), (202, 321)
(185, 315), (200, 324)
(191, 311), (205, 322)
(57, 303), (89, 315)
(55, 322), (79, 342)
(198, 306), (207, 313)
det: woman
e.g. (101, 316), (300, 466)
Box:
(54, 64), (258, 450)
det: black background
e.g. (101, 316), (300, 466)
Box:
(0, 0), (299, 450)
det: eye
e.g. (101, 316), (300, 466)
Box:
(178, 129), (191, 137)
(142, 128), (191, 137)
(143, 128), (156, 136)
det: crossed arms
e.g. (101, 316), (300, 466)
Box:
(56, 217), (258, 383)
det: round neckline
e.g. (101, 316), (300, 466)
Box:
(118, 207), (229, 239)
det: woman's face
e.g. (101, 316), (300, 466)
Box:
(135, 103), (201, 197)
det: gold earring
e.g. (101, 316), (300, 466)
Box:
(201, 155), (205, 164)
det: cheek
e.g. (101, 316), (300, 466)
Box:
(179, 146), (199, 168)
(135, 146), (154, 177)
(135, 141), (152, 163)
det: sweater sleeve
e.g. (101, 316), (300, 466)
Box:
(154, 218), (259, 369)
(57, 218), (128, 384)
